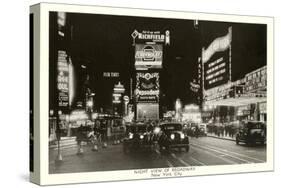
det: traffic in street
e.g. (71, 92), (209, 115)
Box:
(49, 135), (266, 174)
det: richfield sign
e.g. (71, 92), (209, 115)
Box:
(131, 30), (170, 45)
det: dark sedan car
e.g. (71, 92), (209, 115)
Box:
(123, 123), (155, 153)
(158, 123), (189, 152)
(236, 121), (266, 145)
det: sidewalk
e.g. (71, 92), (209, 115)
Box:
(207, 133), (236, 141)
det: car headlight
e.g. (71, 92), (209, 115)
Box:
(140, 135), (144, 139)
(170, 134), (175, 140)
(129, 133), (133, 139)
(180, 133), (185, 139)
(153, 127), (161, 134)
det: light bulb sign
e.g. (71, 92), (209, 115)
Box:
(112, 82), (124, 104)
(135, 72), (159, 103)
(113, 82), (125, 94)
(57, 50), (69, 107)
(244, 66), (266, 93)
(57, 12), (66, 37)
(203, 27), (232, 90)
(203, 54), (230, 90)
(137, 103), (159, 120)
(135, 44), (163, 70)
(131, 30), (170, 45)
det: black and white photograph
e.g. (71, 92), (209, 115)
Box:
(48, 10), (269, 175)
(2, 0), (281, 187)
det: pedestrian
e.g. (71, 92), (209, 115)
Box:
(217, 125), (221, 137)
(195, 125), (200, 138)
(76, 124), (84, 155)
(221, 124), (225, 137)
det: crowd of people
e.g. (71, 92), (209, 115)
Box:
(207, 122), (239, 138)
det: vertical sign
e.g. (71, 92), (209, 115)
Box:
(202, 27), (232, 90)
(57, 50), (69, 108)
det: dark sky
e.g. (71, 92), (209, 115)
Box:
(50, 12), (267, 111)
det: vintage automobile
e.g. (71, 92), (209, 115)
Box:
(183, 122), (198, 137)
(158, 122), (190, 152)
(123, 122), (155, 153)
(198, 123), (208, 136)
(236, 121), (266, 145)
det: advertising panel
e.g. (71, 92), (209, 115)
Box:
(135, 44), (163, 70)
(57, 50), (69, 108)
(137, 103), (159, 120)
(203, 27), (232, 90)
(135, 72), (160, 103)
(131, 30), (170, 45)
(204, 50), (230, 90)
(245, 66), (266, 93)
(112, 93), (122, 104)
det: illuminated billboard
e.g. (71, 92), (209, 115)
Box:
(203, 27), (232, 90)
(131, 30), (170, 45)
(244, 66), (266, 93)
(137, 103), (159, 120)
(57, 50), (69, 108)
(135, 44), (163, 70)
(203, 50), (230, 90)
(135, 72), (160, 103)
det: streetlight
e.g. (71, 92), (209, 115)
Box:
(55, 110), (63, 162)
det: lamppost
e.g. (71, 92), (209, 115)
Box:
(55, 110), (62, 162)
(86, 93), (95, 120)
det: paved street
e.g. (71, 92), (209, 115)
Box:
(49, 136), (266, 174)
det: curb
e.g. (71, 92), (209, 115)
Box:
(207, 135), (235, 142)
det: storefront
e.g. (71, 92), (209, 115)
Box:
(236, 105), (251, 121)
(259, 102), (267, 122)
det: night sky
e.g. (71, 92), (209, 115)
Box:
(49, 12), (267, 111)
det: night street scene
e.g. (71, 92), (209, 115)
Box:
(49, 12), (267, 174)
